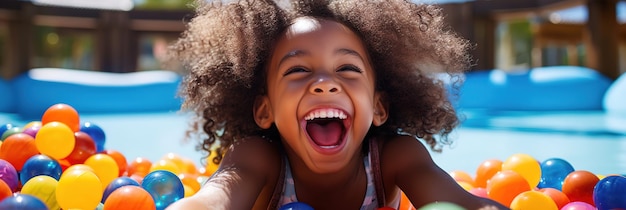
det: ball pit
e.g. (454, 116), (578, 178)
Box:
(0, 103), (213, 210)
(1, 103), (626, 210)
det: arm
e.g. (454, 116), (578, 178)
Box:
(381, 135), (509, 210)
(166, 136), (281, 210)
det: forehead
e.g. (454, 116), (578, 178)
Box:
(269, 17), (370, 65)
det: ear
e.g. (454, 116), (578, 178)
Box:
(372, 92), (388, 126)
(253, 96), (274, 129)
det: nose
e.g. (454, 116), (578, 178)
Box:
(310, 77), (341, 95)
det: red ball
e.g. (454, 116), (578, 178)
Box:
(561, 170), (599, 206)
(65, 131), (97, 165)
(103, 185), (156, 210)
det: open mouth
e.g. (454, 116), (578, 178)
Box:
(304, 108), (349, 149)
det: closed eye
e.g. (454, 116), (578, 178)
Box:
(283, 66), (309, 76)
(337, 65), (362, 73)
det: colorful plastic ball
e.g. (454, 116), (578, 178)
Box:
(84, 154), (120, 189)
(41, 103), (80, 132)
(0, 180), (12, 201)
(80, 122), (106, 152)
(181, 158), (200, 175)
(128, 157), (153, 177)
(141, 170), (184, 210)
(103, 185), (156, 210)
(538, 188), (570, 209)
(562, 170), (599, 206)
(64, 131), (97, 165)
(20, 175), (60, 210)
(510, 190), (558, 210)
(23, 121), (42, 130)
(0, 133), (40, 171)
(0, 123), (14, 138)
(20, 154), (62, 186)
(449, 170), (475, 187)
(56, 168), (103, 210)
(0, 159), (19, 192)
(178, 173), (201, 194)
(474, 159), (502, 188)
(417, 201), (466, 210)
(103, 149), (128, 177)
(0, 193), (48, 210)
(593, 175), (626, 210)
(280, 202), (315, 210)
(468, 187), (488, 198)
(501, 153), (541, 189)
(1, 126), (22, 140)
(102, 176), (140, 203)
(35, 121), (75, 160)
(150, 159), (182, 175)
(21, 125), (41, 138)
(538, 158), (575, 190)
(486, 170), (531, 207)
(561, 201), (596, 210)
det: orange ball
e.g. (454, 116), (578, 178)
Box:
(538, 188), (570, 209)
(562, 170), (599, 206)
(41, 103), (80, 132)
(0, 180), (12, 201)
(475, 159), (502, 188)
(127, 157), (153, 177)
(178, 173), (201, 194)
(449, 170), (475, 187)
(486, 170), (531, 207)
(103, 150), (128, 177)
(103, 185), (156, 210)
(0, 133), (40, 171)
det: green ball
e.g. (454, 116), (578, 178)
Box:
(418, 202), (466, 210)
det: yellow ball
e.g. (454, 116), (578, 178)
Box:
(35, 122), (75, 159)
(21, 175), (60, 210)
(150, 159), (181, 175)
(502, 153), (541, 189)
(56, 169), (103, 210)
(84, 154), (119, 189)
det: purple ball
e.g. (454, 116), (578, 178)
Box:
(0, 159), (19, 192)
(21, 126), (41, 138)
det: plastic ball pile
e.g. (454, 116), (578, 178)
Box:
(0, 103), (219, 210)
(446, 153), (626, 210)
(2, 103), (626, 210)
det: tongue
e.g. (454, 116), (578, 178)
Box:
(306, 121), (343, 146)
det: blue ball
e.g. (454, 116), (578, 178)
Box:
(80, 122), (106, 152)
(102, 176), (141, 203)
(0, 123), (14, 139)
(538, 157), (574, 190)
(0, 193), (49, 210)
(280, 202), (314, 210)
(593, 175), (626, 210)
(19, 154), (62, 185)
(142, 170), (184, 210)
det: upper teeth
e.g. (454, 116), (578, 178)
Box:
(305, 108), (347, 120)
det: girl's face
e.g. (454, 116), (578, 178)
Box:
(255, 17), (387, 174)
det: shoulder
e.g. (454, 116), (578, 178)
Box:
(221, 136), (282, 180)
(379, 135), (433, 169)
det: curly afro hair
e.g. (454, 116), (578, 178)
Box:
(169, 0), (472, 165)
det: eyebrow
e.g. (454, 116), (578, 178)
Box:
(277, 48), (365, 67)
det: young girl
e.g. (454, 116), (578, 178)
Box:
(166, 0), (509, 209)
